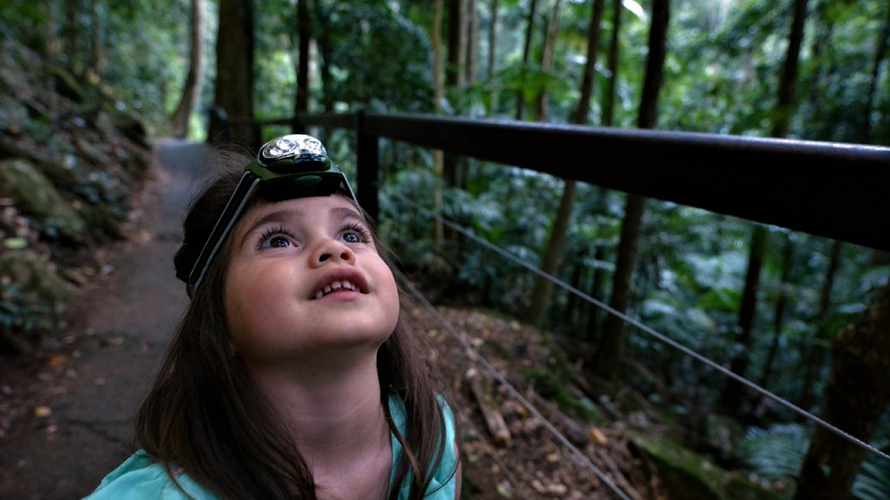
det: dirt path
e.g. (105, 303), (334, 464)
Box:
(0, 139), (213, 500)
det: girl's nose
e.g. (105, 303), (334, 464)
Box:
(310, 239), (356, 267)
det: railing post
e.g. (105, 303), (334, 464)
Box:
(356, 110), (380, 222)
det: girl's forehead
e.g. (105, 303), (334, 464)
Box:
(239, 195), (362, 227)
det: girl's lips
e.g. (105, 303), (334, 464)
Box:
(309, 267), (369, 300)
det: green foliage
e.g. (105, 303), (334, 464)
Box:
(316, 0), (434, 112)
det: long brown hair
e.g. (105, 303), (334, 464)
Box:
(135, 151), (455, 499)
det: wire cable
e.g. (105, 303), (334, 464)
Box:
(393, 267), (637, 500)
(390, 193), (890, 465)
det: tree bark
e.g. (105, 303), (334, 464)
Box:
(636, 0), (670, 130)
(770, 0), (809, 138)
(590, 194), (646, 378)
(536, 0), (564, 121)
(719, 224), (767, 413)
(293, 0), (311, 128)
(590, 0), (667, 379)
(759, 233), (794, 389)
(862, 2), (890, 142)
(447, 0), (468, 86)
(433, 0), (445, 244)
(794, 279), (890, 500)
(208, 0), (255, 148)
(487, 0), (498, 81)
(572, 0), (606, 125)
(171, 0), (205, 138)
(526, 0), (607, 328)
(87, 0), (104, 83)
(602, 0), (622, 127)
(466, 0), (478, 84)
(527, 180), (577, 327)
(798, 240), (842, 412)
(514, 0), (539, 120)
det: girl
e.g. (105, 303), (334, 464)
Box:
(85, 135), (460, 500)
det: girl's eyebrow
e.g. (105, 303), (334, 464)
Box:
(239, 209), (300, 247)
(330, 206), (365, 222)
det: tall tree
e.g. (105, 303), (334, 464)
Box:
(447, 0), (468, 86)
(535, 0), (564, 121)
(514, 0), (539, 120)
(466, 0), (478, 84)
(487, 0), (498, 81)
(798, 240), (842, 412)
(719, 225), (768, 412)
(863, 1), (890, 142)
(526, 0), (606, 329)
(601, 0), (622, 127)
(591, 0), (670, 379)
(208, 0), (255, 148)
(794, 279), (890, 500)
(758, 233), (795, 390)
(293, 0), (311, 130)
(771, 0), (810, 138)
(171, 0), (205, 138)
(433, 0), (446, 244)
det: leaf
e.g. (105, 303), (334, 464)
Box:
(3, 238), (27, 249)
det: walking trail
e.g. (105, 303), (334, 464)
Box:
(0, 139), (213, 500)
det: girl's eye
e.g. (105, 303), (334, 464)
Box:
(257, 226), (296, 250)
(340, 223), (372, 244)
(267, 236), (292, 248)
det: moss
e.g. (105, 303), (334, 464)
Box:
(521, 368), (602, 423)
(633, 434), (785, 500)
(0, 159), (86, 242)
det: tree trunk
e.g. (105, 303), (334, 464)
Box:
(770, 0), (809, 138)
(759, 233), (794, 389)
(793, 279), (890, 500)
(527, 180), (577, 327)
(636, 0), (670, 130)
(862, 2), (890, 142)
(487, 0), (498, 80)
(798, 240), (842, 412)
(466, 0), (478, 84)
(515, 0), (539, 120)
(536, 0), (564, 122)
(447, 0), (468, 86)
(293, 0), (311, 128)
(313, 3), (333, 112)
(171, 0), (205, 138)
(65, 0), (83, 76)
(590, 0), (667, 379)
(572, 0), (606, 125)
(208, 0), (255, 148)
(433, 0), (445, 244)
(719, 225), (767, 413)
(87, 0), (104, 82)
(590, 194), (646, 378)
(525, 0), (607, 328)
(602, 0), (622, 127)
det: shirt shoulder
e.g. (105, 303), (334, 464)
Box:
(82, 451), (219, 500)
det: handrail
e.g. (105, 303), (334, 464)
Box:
(219, 110), (890, 251)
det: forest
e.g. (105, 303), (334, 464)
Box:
(1, 0), (889, 499)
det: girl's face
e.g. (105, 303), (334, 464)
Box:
(223, 195), (399, 367)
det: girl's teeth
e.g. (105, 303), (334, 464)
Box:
(315, 280), (360, 299)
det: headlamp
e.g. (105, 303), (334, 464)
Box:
(185, 134), (357, 297)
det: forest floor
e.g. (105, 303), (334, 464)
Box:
(0, 140), (659, 500)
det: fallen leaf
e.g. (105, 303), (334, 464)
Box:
(34, 406), (52, 418)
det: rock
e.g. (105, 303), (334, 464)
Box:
(0, 159), (86, 243)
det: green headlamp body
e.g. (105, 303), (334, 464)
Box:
(185, 135), (357, 297)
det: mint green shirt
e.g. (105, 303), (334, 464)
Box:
(83, 396), (457, 500)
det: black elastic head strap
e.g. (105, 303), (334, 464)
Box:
(183, 134), (357, 297)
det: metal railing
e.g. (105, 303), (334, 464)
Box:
(215, 109), (890, 251)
